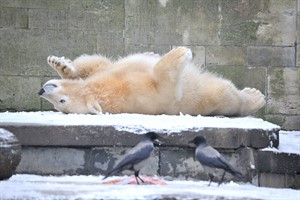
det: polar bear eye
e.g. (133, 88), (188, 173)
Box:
(59, 99), (66, 103)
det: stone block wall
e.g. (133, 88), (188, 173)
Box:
(0, 0), (299, 130)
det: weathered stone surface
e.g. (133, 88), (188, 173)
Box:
(125, 0), (220, 46)
(0, 76), (41, 111)
(268, 67), (300, 95)
(2, 125), (279, 149)
(96, 31), (125, 57)
(297, 13), (300, 67)
(0, 128), (21, 180)
(267, 67), (300, 115)
(160, 147), (204, 179)
(206, 46), (246, 66)
(220, 0), (297, 46)
(247, 46), (295, 67)
(266, 67), (300, 124)
(267, 95), (300, 115)
(0, 29), (98, 76)
(16, 146), (159, 176)
(28, 2), (124, 31)
(0, 7), (28, 28)
(0, 0), (70, 9)
(265, 115), (300, 130)
(259, 173), (300, 189)
(257, 150), (300, 174)
(297, 44), (300, 68)
(17, 147), (85, 175)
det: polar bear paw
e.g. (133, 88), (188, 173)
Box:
(47, 55), (75, 78)
(171, 47), (193, 66)
(241, 88), (266, 114)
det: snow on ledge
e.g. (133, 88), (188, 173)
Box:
(0, 111), (280, 133)
(1, 174), (299, 200)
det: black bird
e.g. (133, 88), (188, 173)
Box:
(189, 135), (244, 186)
(103, 132), (160, 184)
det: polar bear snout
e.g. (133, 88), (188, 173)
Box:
(38, 88), (45, 95)
(39, 82), (60, 97)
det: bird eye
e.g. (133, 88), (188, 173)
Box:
(59, 99), (66, 103)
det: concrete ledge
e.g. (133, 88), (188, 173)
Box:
(0, 112), (280, 149)
(3, 112), (295, 188)
(259, 173), (300, 189)
(257, 151), (300, 174)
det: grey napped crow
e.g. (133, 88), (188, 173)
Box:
(189, 135), (244, 186)
(103, 132), (160, 184)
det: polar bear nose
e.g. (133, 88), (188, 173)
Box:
(38, 88), (45, 95)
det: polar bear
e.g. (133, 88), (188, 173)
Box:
(39, 47), (265, 116)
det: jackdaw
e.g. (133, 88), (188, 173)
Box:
(103, 132), (160, 184)
(189, 135), (244, 186)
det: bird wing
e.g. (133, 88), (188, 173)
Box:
(196, 145), (244, 178)
(103, 141), (154, 179)
(117, 142), (154, 168)
(196, 146), (227, 169)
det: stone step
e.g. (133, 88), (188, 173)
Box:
(0, 112), (280, 149)
(2, 112), (299, 189)
(257, 150), (300, 188)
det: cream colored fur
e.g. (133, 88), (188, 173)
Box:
(40, 47), (265, 116)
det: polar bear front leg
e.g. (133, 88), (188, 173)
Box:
(86, 95), (103, 114)
(240, 88), (266, 115)
(47, 55), (78, 79)
(154, 47), (192, 77)
(153, 47), (192, 100)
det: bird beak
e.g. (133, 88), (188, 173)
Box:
(154, 135), (163, 145)
(188, 139), (194, 144)
(155, 140), (162, 146)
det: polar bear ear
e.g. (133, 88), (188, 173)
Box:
(86, 99), (103, 114)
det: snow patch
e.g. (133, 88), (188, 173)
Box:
(0, 174), (299, 200)
(0, 112), (280, 134)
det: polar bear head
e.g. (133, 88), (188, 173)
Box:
(39, 79), (102, 114)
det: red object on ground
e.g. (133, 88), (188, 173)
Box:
(101, 176), (167, 185)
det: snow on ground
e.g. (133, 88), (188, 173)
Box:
(0, 111), (280, 134)
(1, 175), (299, 200)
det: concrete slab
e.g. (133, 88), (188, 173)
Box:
(0, 112), (280, 149)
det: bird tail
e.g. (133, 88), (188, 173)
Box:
(232, 170), (245, 179)
(226, 166), (245, 179)
(102, 168), (122, 180)
(219, 157), (245, 180)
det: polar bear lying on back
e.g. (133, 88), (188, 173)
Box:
(39, 47), (265, 116)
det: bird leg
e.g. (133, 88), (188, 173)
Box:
(134, 171), (144, 185)
(218, 171), (226, 186)
(208, 174), (214, 186)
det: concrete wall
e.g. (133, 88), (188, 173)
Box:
(0, 0), (299, 130)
